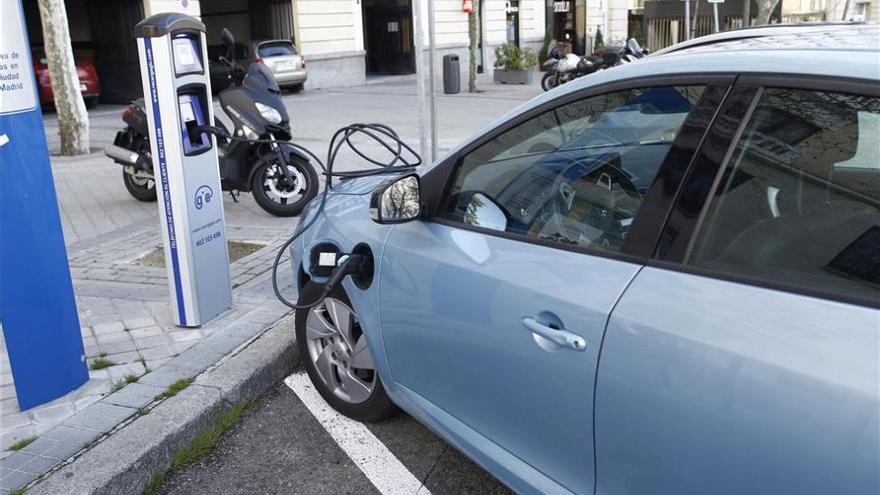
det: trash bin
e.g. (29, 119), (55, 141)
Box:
(443, 54), (460, 94)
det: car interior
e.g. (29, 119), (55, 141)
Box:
(445, 86), (705, 252)
(690, 89), (880, 300)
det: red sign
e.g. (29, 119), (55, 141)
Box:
(463, 0), (473, 13)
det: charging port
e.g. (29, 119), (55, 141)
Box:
(350, 243), (374, 290)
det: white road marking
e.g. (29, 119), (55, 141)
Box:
(284, 372), (432, 495)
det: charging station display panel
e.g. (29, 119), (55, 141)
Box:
(172, 35), (203, 76)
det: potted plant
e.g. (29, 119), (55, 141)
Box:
(493, 43), (537, 84)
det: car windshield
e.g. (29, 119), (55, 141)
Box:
(258, 41), (296, 58)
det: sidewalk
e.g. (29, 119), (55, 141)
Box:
(0, 75), (542, 493)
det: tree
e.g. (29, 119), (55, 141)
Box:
(37, 0), (90, 155)
(468, 0), (480, 93)
(755, 0), (780, 24)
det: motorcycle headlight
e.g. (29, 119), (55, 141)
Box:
(255, 102), (282, 125)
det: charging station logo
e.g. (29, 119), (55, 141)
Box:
(194, 185), (213, 210)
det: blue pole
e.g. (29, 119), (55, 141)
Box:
(0, 0), (88, 410)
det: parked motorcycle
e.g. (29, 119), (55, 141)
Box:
(541, 46), (604, 91)
(541, 38), (649, 92)
(104, 28), (318, 217)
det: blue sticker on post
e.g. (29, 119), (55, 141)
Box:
(0, 0), (88, 410)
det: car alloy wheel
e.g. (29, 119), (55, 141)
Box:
(305, 297), (376, 403)
(295, 282), (397, 422)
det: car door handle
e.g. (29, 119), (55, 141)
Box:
(521, 317), (587, 352)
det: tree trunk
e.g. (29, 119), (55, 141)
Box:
(742, 0), (752, 26)
(755, 0), (780, 24)
(468, 1), (479, 93)
(37, 0), (90, 155)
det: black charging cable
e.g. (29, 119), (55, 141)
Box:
(202, 123), (421, 310)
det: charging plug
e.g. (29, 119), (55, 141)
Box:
(195, 124), (232, 139)
(321, 254), (365, 297)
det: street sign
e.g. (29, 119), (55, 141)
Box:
(0, 0), (88, 410)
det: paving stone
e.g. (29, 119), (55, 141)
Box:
(30, 403), (76, 425)
(100, 383), (164, 410)
(19, 437), (60, 457)
(97, 340), (139, 356)
(138, 365), (198, 389)
(127, 326), (162, 339)
(92, 322), (125, 335)
(16, 454), (59, 475)
(0, 468), (37, 491)
(0, 412), (30, 431)
(40, 425), (100, 445)
(0, 452), (35, 471)
(106, 363), (147, 382)
(168, 330), (202, 343)
(133, 335), (169, 350)
(34, 440), (84, 461)
(64, 403), (135, 433)
(0, 427), (34, 453)
(96, 332), (133, 346)
(137, 345), (175, 361)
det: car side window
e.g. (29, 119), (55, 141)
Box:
(687, 88), (880, 301)
(441, 85), (706, 253)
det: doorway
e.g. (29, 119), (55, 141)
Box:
(506, 0), (521, 46)
(362, 0), (415, 74)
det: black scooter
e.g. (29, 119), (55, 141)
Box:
(104, 28), (318, 217)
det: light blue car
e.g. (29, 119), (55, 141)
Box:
(291, 24), (879, 495)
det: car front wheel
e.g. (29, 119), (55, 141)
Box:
(295, 282), (397, 422)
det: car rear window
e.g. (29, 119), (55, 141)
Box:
(258, 41), (296, 58)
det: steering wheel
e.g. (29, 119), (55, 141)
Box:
(529, 155), (642, 248)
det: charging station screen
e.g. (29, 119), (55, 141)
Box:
(172, 36), (204, 76)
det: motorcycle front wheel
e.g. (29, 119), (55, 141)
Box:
(541, 72), (560, 92)
(122, 170), (157, 202)
(251, 154), (318, 217)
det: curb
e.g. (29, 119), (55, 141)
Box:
(29, 314), (299, 495)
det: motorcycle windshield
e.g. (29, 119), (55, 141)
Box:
(627, 38), (643, 56)
(244, 63), (281, 95)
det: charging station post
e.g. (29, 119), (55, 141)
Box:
(135, 13), (232, 327)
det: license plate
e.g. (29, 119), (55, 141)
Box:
(277, 61), (295, 71)
(80, 83), (87, 91)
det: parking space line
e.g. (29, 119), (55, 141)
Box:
(284, 372), (432, 495)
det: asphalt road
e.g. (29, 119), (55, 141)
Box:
(159, 372), (513, 495)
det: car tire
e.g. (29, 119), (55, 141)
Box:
(296, 281), (398, 423)
(289, 83), (304, 93)
(84, 95), (99, 109)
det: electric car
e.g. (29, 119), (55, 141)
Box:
(291, 24), (879, 495)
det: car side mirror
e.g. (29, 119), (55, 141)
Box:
(464, 192), (507, 231)
(370, 174), (421, 224)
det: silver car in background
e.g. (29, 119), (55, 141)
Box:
(253, 40), (307, 92)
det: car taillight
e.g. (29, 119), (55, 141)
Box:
(122, 107), (133, 120)
(301, 59), (306, 69)
(255, 58), (263, 64)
